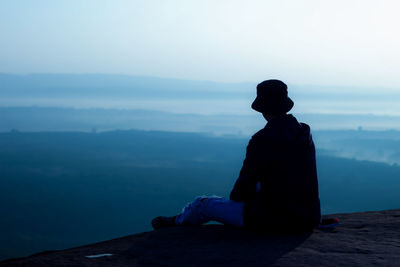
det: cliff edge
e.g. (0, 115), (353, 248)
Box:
(1, 209), (400, 266)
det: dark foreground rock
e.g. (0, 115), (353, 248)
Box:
(1, 209), (400, 266)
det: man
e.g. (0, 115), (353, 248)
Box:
(152, 79), (321, 232)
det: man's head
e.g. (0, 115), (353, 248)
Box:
(251, 79), (294, 116)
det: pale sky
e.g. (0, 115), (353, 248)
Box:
(1, 0), (400, 88)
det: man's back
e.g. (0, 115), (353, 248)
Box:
(230, 114), (321, 230)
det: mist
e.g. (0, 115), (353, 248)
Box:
(1, 73), (400, 128)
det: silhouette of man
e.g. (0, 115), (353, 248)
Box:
(152, 79), (321, 232)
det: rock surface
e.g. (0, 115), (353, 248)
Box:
(1, 209), (400, 266)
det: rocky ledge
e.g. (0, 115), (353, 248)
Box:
(1, 209), (400, 266)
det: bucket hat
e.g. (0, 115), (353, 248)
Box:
(251, 79), (294, 114)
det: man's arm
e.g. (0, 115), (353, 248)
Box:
(230, 136), (262, 202)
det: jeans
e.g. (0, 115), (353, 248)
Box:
(175, 196), (244, 227)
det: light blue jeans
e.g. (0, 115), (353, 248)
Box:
(175, 196), (245, 227)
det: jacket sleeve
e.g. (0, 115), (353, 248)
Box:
(230, 136), (263, 202)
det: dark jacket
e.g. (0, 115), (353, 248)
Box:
(230, 114), (321, 231)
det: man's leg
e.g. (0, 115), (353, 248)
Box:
(175, 196), (244, 227)
(152, 196), (244, 229)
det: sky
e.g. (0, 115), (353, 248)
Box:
(1, 0), (400, 89)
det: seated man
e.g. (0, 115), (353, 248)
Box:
(152, 79), (321, 232)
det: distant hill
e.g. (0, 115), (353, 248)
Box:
(1, 130), (400, 260)
(1, 73), (400, 116)
(0, 73), (252, 99)
(2, 107), (400, 135)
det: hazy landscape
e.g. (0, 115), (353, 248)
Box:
(2, 1), (400, 265)
(1, 130), (400, 260)
(1, 74), (400, 260)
